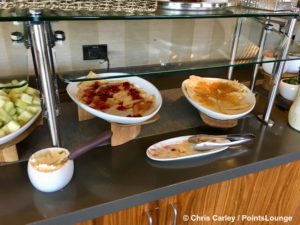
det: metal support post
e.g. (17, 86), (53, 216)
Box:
(29, 9), (61, 146)
(250, 17), (271, 91)
(259, 17), (297, 126)
(228, 18), (243, 80)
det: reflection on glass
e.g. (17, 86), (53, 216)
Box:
(0, 0), (157, 12)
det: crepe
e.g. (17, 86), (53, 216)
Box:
(76, 71), (155, 117)
(185, 75), (251, 115)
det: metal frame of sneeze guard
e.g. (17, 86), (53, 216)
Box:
(228, 16), (297, 127)
(29, 9), (61, 147)
(260, 17), (297, 126)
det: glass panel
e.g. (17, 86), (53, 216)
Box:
(0, 6), (298, 21)
(52, 18), (300, 82)
(37, 7), (300, 20)
(0, 21), (30, 89)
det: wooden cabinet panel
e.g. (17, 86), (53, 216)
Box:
(78, 161), (300, 225)
(78, 201), (158, 225)
(176, 161), (300, 225)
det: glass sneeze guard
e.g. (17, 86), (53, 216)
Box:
(0, 6), (298, 21)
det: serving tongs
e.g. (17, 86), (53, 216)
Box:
(188, 133), (255, 151)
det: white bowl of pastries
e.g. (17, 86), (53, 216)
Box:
(66, 72), (162, 124)
(182, 75), (256, 120)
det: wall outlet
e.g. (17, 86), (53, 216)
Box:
(82, 44), (108, 60)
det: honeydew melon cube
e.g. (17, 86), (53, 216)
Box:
(15, 99), (28, 110)
(0, 129), (5, 138)
(27, 105), (41, 114)
(0, 108), (12, 123)
(26, 87), (39, 96)
(0, 95), (10, 101)
(32, 96), (41, 106)
(16, 107), (25, 115)
(11, 80), (19, 86)
(8, 93), (21, 102)
(1, 125), (9, 134)
(12, 114), (18, 121)
(5, 120), (21, 133)
(0, 90), (7, 96)
(4, 101), (16, 116)
(18, 110), (33, 123)
(21, 93), (33, 104)
(0, 99), (5, 108)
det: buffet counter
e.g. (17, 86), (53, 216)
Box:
(1, 86), (300, 225)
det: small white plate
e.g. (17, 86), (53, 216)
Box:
(146, 135), (228, 162)
(66, 73), (163, 124)
(0, 109), (41, 145)
(181, 77), (256, 120)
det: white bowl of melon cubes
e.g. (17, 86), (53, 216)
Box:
(0, 80), (41, 145)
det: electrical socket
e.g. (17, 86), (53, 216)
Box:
(83, 44), (108, 60)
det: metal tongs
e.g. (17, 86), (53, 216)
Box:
(188, 133), (255, 151)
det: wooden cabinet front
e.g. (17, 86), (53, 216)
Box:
(78, 160), (300, 225)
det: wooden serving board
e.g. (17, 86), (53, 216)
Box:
(200, 112), (238, 128)
(0, 116), (43, 163)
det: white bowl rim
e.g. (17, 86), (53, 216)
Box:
(28, 147), (72, 175)
(280, 77), (299, 86)
(66, 74), (163, 124)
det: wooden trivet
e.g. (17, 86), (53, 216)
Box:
(0, 116), (43, 163)
(200, 112), (237, 128)
(111, 114), (160, 146)
(78, 106), (95, 121)
(77, 106), (160, 146)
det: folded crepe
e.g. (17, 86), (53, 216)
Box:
(184, 75), (251, 115)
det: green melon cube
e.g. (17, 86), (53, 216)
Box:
(26, 87), (39, 96)
(0, 129), (5, 137)
(27, 105), (41, 114)
(0, 108), (12, 123)
(1, 125), (9, 134)
(0, 90), (8, 96)
(4, 101), (16, 115)
(32, 96), (41, 106)
(0, 95), (10, 101)
(12, 114), (18, 121)
(16, 107), (24, 115)
(18, 110), (33, 123)
(5, 120), (21, 133)
(15, 99), (28, 110)
(0, 99), (5, 108)
(8, 93), (21, 101)
(21, 93), (33, 104)
(11, 80), (19, 86)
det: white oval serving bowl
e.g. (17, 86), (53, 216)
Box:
(279, 78), (299, 101)
(181, 77), (256, 120)
(66, 74), (162, 124)
(27, 147), (74, 192)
